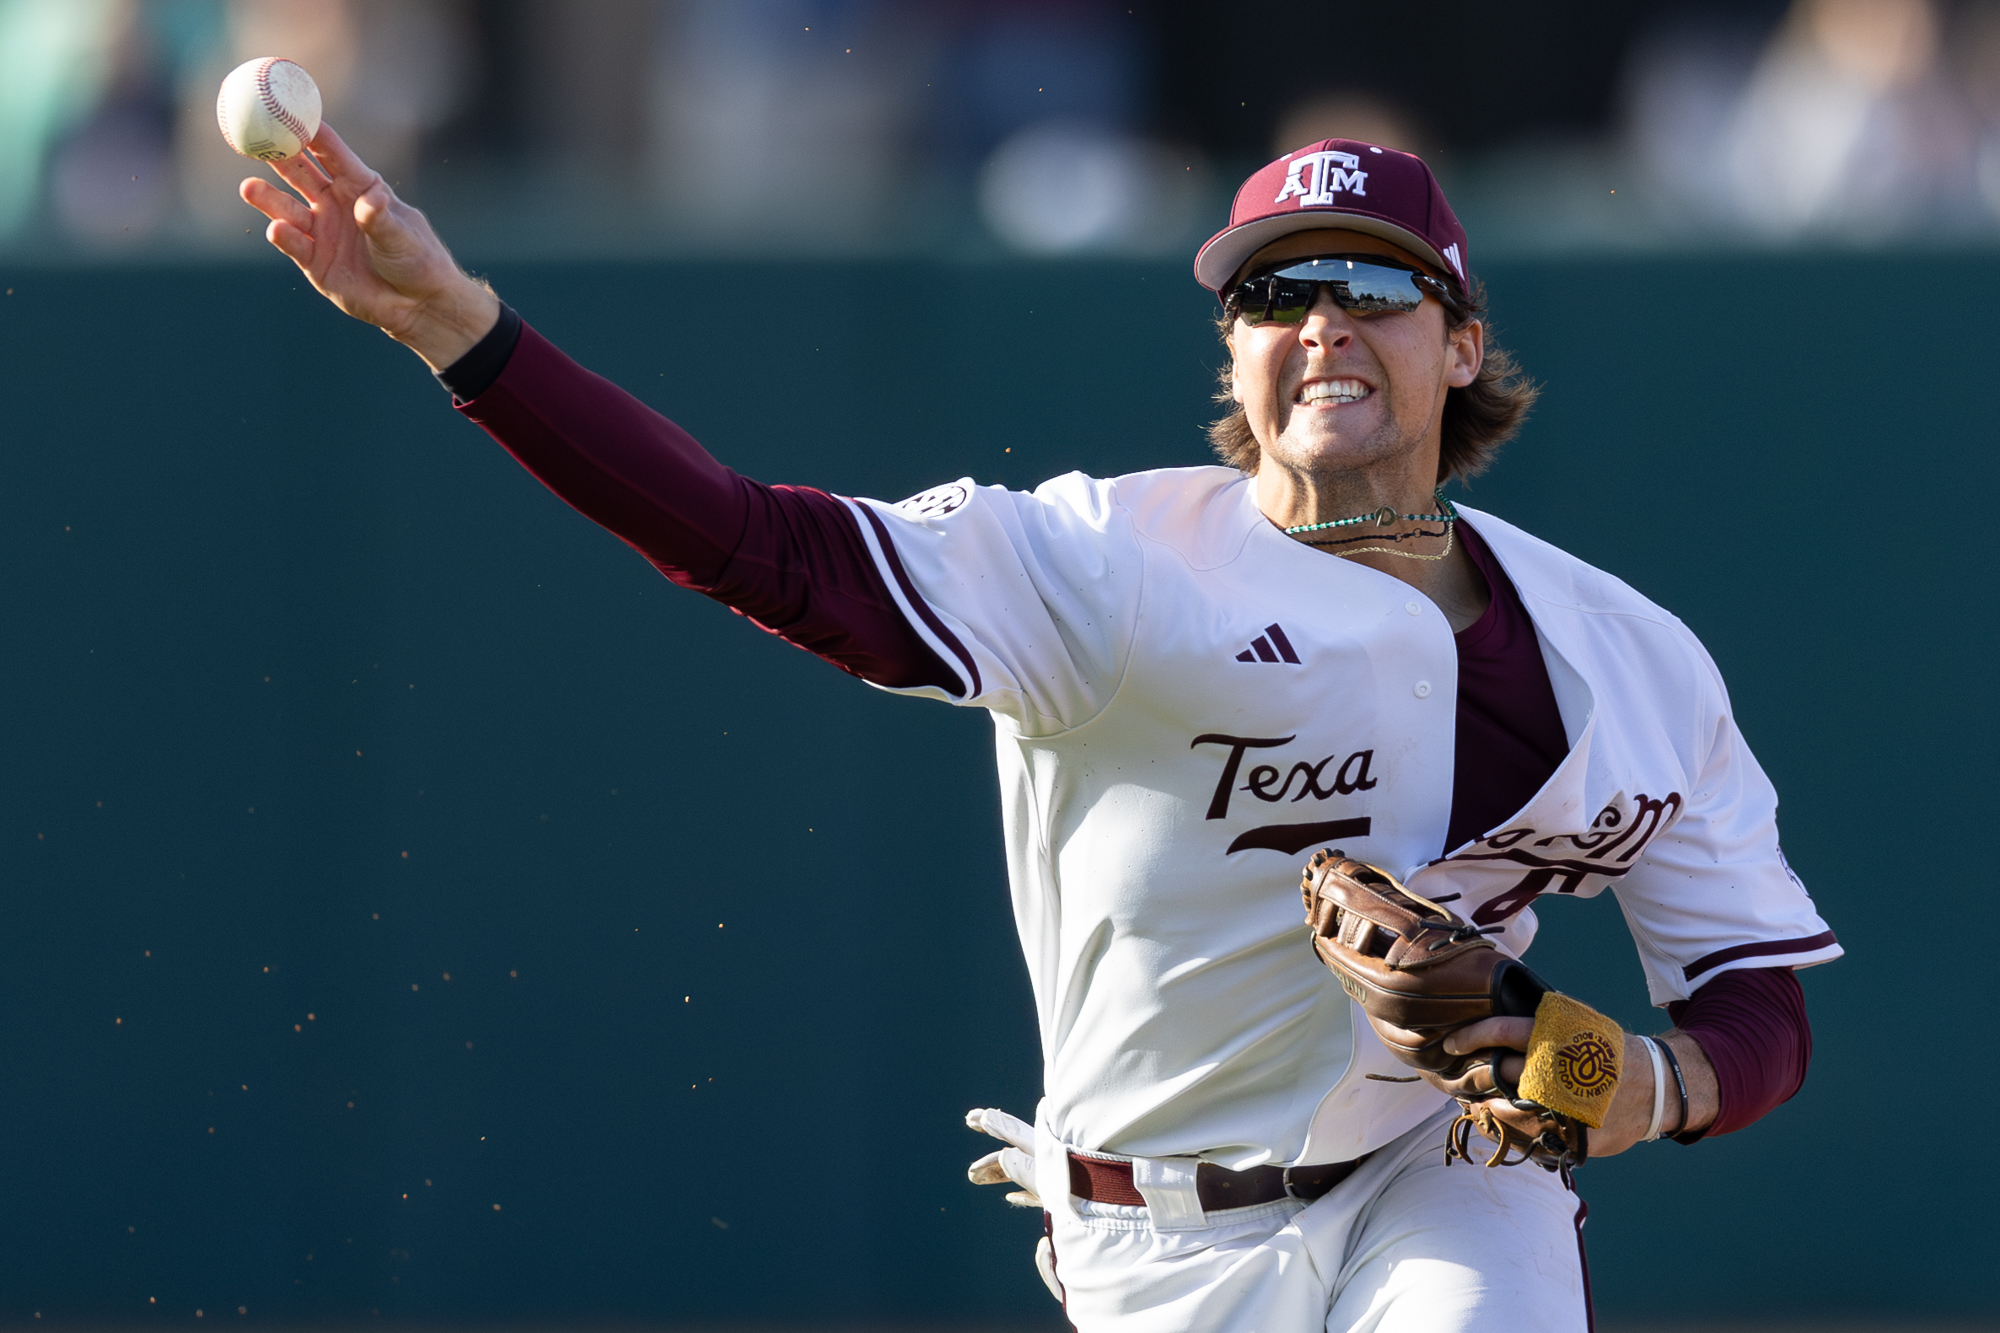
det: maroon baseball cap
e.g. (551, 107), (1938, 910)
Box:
(1193, 140), (1470, 295)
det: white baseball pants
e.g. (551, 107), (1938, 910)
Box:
(1042, 1102), (1592, 1333)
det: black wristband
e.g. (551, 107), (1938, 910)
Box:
(436, 301), (522, 401)
(1656, 1034), (1692, 1140)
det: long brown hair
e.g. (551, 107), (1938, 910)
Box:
(1206, 279), (1539, 485)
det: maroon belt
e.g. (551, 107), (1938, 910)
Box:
(1067, 1151), (1364, 1211)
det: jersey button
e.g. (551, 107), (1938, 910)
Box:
(1406, 601), (1422, 616)
(1414, 680), (1432, 698)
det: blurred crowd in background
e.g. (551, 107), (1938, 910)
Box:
(6, 0), (2000, 261)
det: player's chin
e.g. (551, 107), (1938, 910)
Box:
(1272, 419), (1398, 472)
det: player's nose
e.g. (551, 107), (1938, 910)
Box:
(1297, 291), (1355, 350)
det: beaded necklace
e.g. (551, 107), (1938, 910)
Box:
(1281, 490), (1457, 536)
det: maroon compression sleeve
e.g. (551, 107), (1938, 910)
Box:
(1666, 966), (1812, 1140)
(453, 323), (957, 692)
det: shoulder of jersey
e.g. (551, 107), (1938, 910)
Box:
(1460, 502), (1728, 706)
(1457, 505), (1681, 624)
(1030, 465), (1255, 566)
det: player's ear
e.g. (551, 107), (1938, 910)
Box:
(1445, 318), (1483, 390)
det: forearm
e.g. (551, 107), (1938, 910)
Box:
(1654, 1028), (1720, 1139)
(453, 318), (795, 586)
(450, 317), (956, 690)
(1457, 967), (1799, 1155)
(1665, 966), (1811, 1140)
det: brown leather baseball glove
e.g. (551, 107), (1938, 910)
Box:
(1300, 849), (1623, 1179)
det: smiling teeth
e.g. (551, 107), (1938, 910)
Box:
(1300, 379), (1370, 404)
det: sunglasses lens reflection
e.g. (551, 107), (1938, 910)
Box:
(1264, 280), (1315, 323)
(1331, 272), (1425, 314)
(1232, 261), (1428, 325)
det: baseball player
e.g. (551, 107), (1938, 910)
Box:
(240, 126), (1836, 1331)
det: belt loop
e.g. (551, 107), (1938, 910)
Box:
(1129, 1156), (1206, 1232)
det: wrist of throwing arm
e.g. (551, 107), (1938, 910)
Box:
(436, 301), (521, 401)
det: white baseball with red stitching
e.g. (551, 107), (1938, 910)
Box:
(216, 57), (322, 162)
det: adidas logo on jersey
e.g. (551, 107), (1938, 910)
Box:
(1235, 623), (1300, 664)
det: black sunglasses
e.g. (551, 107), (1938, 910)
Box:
(1225, 256), (1461, 326)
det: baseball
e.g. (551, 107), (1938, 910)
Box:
(216, 57), (321, 162)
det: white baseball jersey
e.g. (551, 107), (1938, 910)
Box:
(837, 465), (1838, 1170)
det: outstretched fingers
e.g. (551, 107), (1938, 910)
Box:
(350, 180), (403, 240)
(264, 218), (314, 268)
(307, 123), (373, 185)
(240, 177), (312, 231)
(300, 123), (407, 248)
(269, 150), (332, 203)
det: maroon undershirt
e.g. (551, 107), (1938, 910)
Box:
(1446, 524), (1573, 855)
(444, 311), (1809, 1140)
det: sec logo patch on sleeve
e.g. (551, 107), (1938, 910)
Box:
(896, 483), (970, 518)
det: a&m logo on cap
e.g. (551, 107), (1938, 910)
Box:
(1274, 150), (1369, 206)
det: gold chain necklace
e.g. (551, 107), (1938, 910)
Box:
(1326, 524), (1455, 563)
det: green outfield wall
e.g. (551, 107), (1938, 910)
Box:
(0, 254), (1984, 1324)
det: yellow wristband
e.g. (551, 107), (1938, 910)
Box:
(1517, 992), (1624, 1128)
